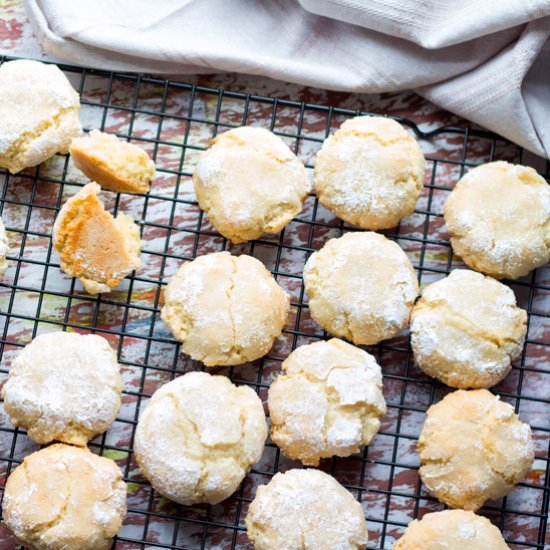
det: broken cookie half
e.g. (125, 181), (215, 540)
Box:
(53, 182), (143, 294)
(70, 130), (155, 194)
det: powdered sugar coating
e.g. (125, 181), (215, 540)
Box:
(303, 232), (418, 345)
(314, 116), (425, 230)
(134, 372), (267, 505)
(161, 251), (290, 366)
(193, 126), (310, 243)
(268, 338), (386, 465)
(393, 509), (509, 549)
(0, 59), (81, 173)
(418, 389), (534, 511)
(2, 331), (122, 445)
(444, 161), (550, 280)
(245, 468), (368, 549)
(3, 444), (127, 550)
(411, 269), (527, 389)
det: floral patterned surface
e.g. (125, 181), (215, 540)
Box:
(0, 3), (549, 550)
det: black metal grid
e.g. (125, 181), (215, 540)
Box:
(0, 55), (548, 549)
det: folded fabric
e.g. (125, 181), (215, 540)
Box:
(24, 0), (550, 157)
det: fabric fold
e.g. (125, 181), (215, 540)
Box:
(21, 0), (550, 157)
(297, 0), (550, 48)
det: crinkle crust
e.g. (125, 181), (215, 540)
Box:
(3, 444), (127, 550)
(245, 469), (368, 550)
(0, 59), (81, 173)
(443, 161), (550, 280)
(134, 372), (267, 505)
(193, 126), (309, 243)
(314, 116), (425, 229)
(303, 232), (418, 345)
(393, 509), (509, 550)
(411, 269), (527, 389)
(418, 389), (534, 511)
(161, 251), (289, 366)
(268, 338), (386, 465)
(2, 332), (122, 446)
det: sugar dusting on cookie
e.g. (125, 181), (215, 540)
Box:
(134, 372), (267, 506)
(303, 231), (418, 345)
(314, 116), (425, 230)
(245, 469), (368, 549)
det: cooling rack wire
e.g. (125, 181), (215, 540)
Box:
(0, 56), (548, 549)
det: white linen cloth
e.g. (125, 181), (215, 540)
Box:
(24, 0), (550, 157)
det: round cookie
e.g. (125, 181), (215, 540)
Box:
(314, 116), (425, 229)
(393, 509), (509, 550)
(418, 389), (534, 511)
(0, 59), (81, 174)
(3, 444), (127, 550)
(443, 161), (550, 280)
(161, 252), (289, 366)
(0, 216), (9, 280)
(411, 270), (527, 389)
(245, 469), (368, 550)
(268, 338), (386, 465)
(2, 332), (122, 446)
(193, 126), (309, 243)
(303, 232), (418, 345)
(134, 372), (267, 505)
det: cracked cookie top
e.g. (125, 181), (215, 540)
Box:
(393, 509), (509, 550)
(418, 389), (534, 511)
(0, 59), (81, 174)
(245, 468), (368, 550)
(3, 444), (127, 550)
(268, 338), (386, 466)
(411, 269), (527, 389)
(303, 232), (418, 345)
(193, 126), (310, 244)
(443, 161), (550, 280)
(134, 372), (267, 506)
(2, 332), (122, 446)
(313, 116), (425, 230)
(161, 251), (290, 366)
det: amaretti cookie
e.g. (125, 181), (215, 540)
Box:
(3, 444), (127, 550)
(245, 469), (368, 550)
(2, 332), (122, 446)
(161, 251), (289, 366)
(0, 59), (81, 173)
(411, 270), (527, 389)
(444, 161), (550, 279)
(193, 126), (309, 243)
(70, 129), (155, 194)
(134, 372), (267, 505)
(303, 232), (418, 345)
(393, 509), (509, 550)
(52, 182), (143, 294)
(418, 389), (534, 511)
(268, 338), (386, 465)
(314, 116), (425, 229)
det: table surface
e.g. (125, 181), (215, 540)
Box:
(0, 3), (549, 550)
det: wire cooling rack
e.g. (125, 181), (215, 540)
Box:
(0, 55), (548, 550)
